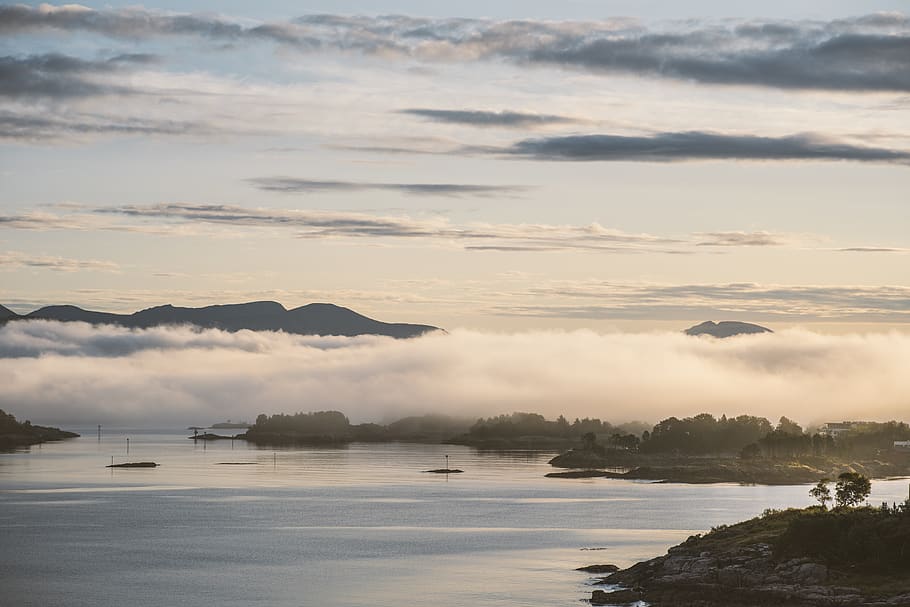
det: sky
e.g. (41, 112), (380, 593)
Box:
(1, 1), (909, 333)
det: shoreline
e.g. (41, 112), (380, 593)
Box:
(586, 506), (910, 606)
(548, 449), (910, 485)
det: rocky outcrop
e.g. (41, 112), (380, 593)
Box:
(591, 528), (910, 606)
(577, 564), (620, 573)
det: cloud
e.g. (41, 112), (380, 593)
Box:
(247, 177), (529, 197)
(838, 247), (909, 253)
(3, 7), (909, 92)
(0, 204), (885, 259)
(89, 203), (681, 252)
(695, 231), (789, 247)
(398, 109), (576, 128)
(0, 4), (248, 40)
(0, 53), (154, 99)
(0, 110), (214, 141)
(501, 131), (910, 165)
(0, 251), (118, 272)
(1, 322), (909, 428)
(508, 282), (910, 322)
(0, 211), (90, 230)
(0, 204), (683, 253)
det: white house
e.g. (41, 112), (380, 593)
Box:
(819, 422), (855, 438)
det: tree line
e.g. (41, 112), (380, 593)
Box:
(245, 408), (910, 456)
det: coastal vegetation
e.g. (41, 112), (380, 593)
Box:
(242, 409), (649, 448)
(550, 413), (910, 484)
(0, 408), (79, 450)
(238, 408), (910, 484)
(592, 480), (910, 605)
(241, 411), (473, 445)
(447, 412), (647, 449)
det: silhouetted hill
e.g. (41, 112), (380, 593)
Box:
(0, 305), (18, 321)
(14, 301), (439, 338)
(685, 320), (772, 338)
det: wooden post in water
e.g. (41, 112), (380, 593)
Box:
(445, 454), (449, 471)
(97, 425), (102, 441)
(126, 438), (129, 454)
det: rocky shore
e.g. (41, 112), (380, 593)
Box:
(589, 508), (910, 606)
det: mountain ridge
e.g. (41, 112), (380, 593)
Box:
(2, 301), (439, 338)
(0, 305), (18, 321)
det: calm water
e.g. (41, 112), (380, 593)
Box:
(2, 429), (909, 607)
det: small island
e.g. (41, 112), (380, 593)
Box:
(0, 408), (79, 450)
(188, 432), (234, 440)
(239, 411), (473, 445)
(589, 475), (910, 606)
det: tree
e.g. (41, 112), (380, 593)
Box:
(582, 432), (597, 450)
(777, 416), (803, 436)
(810, 478), (832, 508)
(834, 472), (871, 508)
(740, 443), (761, 460)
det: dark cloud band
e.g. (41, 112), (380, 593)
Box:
(399, 109), (575, 127)
(0, 111), (213, 141)
(502, 131), (910, 164)
(247, 177), (529, 197)
(3, 6), (909, 92)
(0, 53), (153, 99)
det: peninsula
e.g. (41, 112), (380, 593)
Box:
(0, 409), (79, 450)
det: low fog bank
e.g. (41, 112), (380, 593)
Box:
(1, 321), (908, 428)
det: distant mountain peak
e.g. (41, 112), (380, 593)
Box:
(0, 304), (18, 321)
(11, 300), (439, 338)
(684, 320), (772, 338)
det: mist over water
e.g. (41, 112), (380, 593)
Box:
(1, 321), (908, 427)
